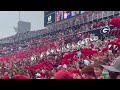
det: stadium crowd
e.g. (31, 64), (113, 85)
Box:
(0, 11), (120, 79)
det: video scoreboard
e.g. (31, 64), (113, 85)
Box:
(44, 11), (81, 27)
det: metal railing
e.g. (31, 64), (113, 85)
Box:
(114, 11), (119, 15)
(98, 11), (103, 19)
(107, 11), (114, 17)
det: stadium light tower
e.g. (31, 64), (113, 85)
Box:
(13, 11), (21, 33)
(19, 11), (21, 21)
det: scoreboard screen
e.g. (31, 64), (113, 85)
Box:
(56, 11), (64, 22)
(71, 11), (80, 16)
(63, 11), (71, 19)
(57, 11), (81, 22)
(44, 11), (81, 26)
(44, 12), (55, 26)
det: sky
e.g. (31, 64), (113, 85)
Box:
(0, 11), (44, 39)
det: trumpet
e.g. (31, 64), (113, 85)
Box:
(66, 43), (71, 49)
(81, 39), (86, 45)
(77, 40), (81, 46)
(90, 36), (98, 42)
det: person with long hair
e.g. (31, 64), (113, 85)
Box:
(82, 65), (96, 79)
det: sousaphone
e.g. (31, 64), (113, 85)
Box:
(90, 35), (98, 41)
(81, 39), (86, 45)
(66, 43), (71, 49)
(93, 36), (98, 41)
(85, 38), (90, 44)
(77, 40), (81, 46)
